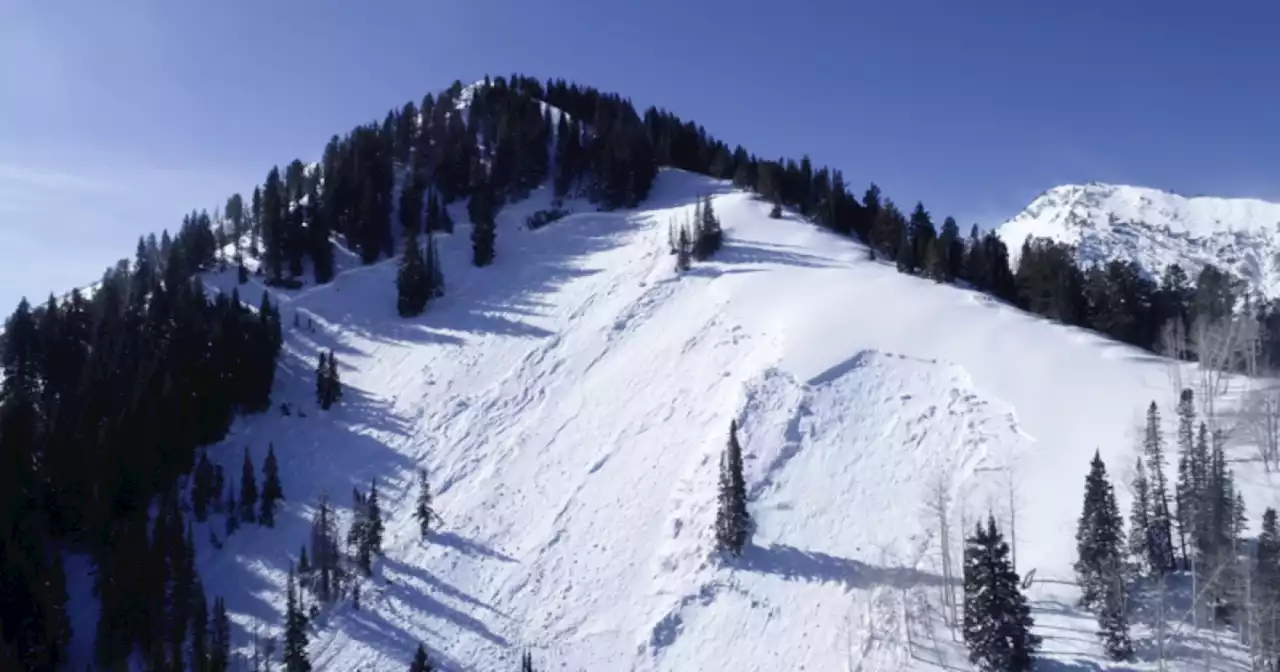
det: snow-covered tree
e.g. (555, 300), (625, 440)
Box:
(962, 515), (1040, 671)
(1074, 450), (1126, 610)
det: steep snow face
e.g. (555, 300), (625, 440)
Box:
(999, 182), (1280, 294)
(81, 171), (1268, 671)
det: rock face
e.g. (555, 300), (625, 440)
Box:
(998, 183), (1280, 295)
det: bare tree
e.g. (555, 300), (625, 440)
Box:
(922, 470), (958, 635)
(1242, 382), (1280, 472)
(1191, 315), (1254, 428)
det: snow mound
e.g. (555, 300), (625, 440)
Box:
(998, 182), (1280, 294)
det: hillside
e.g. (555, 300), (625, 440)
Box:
(998, 182), (1280, 295)
(71, 168), (1264, 671)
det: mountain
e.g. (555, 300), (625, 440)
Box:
(998, 182), (1280, 295)
(53, 169), (1255, 670)
(9, 74), (1269, 671)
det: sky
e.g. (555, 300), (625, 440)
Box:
(2, 0), (1278, 311)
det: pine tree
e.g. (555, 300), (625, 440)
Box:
(1074, 450), (1126, 610)
(1254, 508), (1280, 665)
(414, 468), (435, 540)
(397, 230), (429, 317)
(715, 420), (750, 556)
(239, 446), (258, 524)
(962, 515), (1041, 671)
(424, 231), (444, 299)
(259, 443), (283, 527)
(1142, 401), (1176, 573)
(225, 478), (239, 536)
(367, 478), (384, 556)
(1129, 458), (1153, 572)
(1174, 387), (1195, 569)
(469, 159), (497, 266)
(1097, 576), (1133, 661)
(283, 563), (311, 672)
(316, 351), (330, 409)
(675, 225), (692, 272)
(191, 582), (209, 672)
(409, 642), (433, 672)
(193, 452), (215, 522)
(316, 350), (341, 410)
(210, 597), (230, 672)
(350, 488), (373, 576)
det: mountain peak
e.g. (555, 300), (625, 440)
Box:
(998, 182), (1280, 294)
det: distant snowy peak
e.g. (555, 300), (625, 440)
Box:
(998, 182), (1280, 295)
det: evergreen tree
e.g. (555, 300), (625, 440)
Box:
(367, 478), (384, 556)
(470, 171), (497, 267)
(1129, 458), (1153, 572)
(191, 582), (209, 672)
(210, 597), (230, 672)
(1074, 451), (1126, 610)
(962, 515), (1041, 671)
(410, 642), (434, 672)
(316, 351), (330, 409)
(397, 230), (430, 317)
(1142, 401), (1176, 573)
(1174, 387), (1196, 568)
(316, 350), (341, 410)
(225, 478), (239, 536)
(715, 420), (750, 556)
(193, 452), (216, 522)
(1097, 577), (1133, 661)
(1254, 508), (1280, 665)
(414, 468), (435, 539)
(239, 446), (258, 525)
(259, 443), (284, 527)
(327, 350), (341, 406)
(283, 563), (311, 672)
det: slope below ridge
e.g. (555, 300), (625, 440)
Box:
(176, 170), (1257, 671)
(999, 182), (1280, 295)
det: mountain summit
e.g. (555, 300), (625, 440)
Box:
(998, 182), (1280, 295)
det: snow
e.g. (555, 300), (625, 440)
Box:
(999, 182), (1280, 295)
(68, 169), (1272, 670)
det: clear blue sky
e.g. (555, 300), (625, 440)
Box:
(2, 0), (1277, 311)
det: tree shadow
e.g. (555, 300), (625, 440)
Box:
(431, 530), (517, 563)
(381, 556), (509, 618)
(717, 239), (844, 270)
(736, 542), (946, 589)
(1032, 657), (1108, 671)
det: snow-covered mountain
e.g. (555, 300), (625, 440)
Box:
(998, 182), (1280, 294)
(63, 168), (1272, 671)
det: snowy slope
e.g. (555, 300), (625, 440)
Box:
(101, 170), (1276, 671)
(999, 182), (1280, 295)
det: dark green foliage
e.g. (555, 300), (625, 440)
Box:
(414, 468), (435, 540)
(210, 597), (230, 672)
(469, 168), (497, 267)
(260, 443), (284, 527)
(193, 451), (216, 522)
(283, 564), (311, 672)
(1074, 451), (1126, 609)
(1253, 508), (1280, 664)
(1014, 237), (1087, 325)
(307, 495), (342, 604)
(1140, 402), (1176, 574)
(398, 230), (431, 317)
(0, 227), (280, 665)
(410, 642), (434, 672)
(715, 420), (750, 556)
(693, 195), (723, 260)
(962, 515), (1040, 671)
(1073, 451), (1132, 659)
(316, 350), (341, 410)
(239, 446), (258, 525)
(367, 478), (384, 556)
